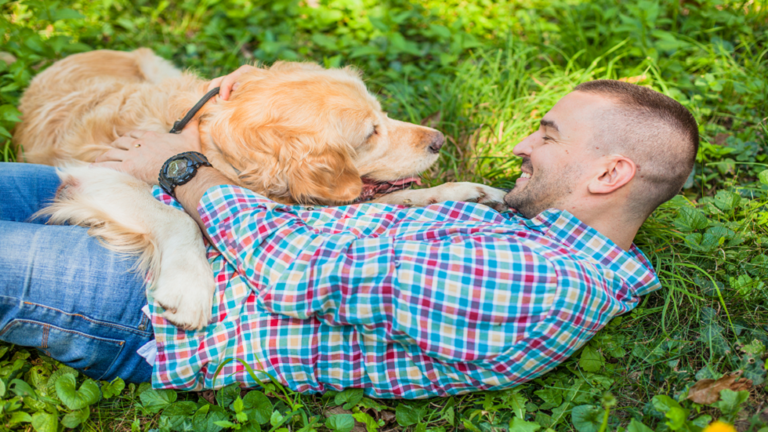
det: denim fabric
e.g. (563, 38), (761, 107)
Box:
(0, 163), (153, 382)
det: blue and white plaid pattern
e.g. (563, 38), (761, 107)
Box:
(148, 185), (661, 398)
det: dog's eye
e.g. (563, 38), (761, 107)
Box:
(366, 126), (378, 140)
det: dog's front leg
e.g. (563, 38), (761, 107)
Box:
(40, 166), (215, 330)
(371, 182), (509, 211)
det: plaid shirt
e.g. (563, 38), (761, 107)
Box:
(148, 185), (661, 398)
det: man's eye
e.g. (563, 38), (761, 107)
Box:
(542, 136), (551, 141)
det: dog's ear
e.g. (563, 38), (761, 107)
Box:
(209, 123), (362, 205)
(280, 136), (363, 205)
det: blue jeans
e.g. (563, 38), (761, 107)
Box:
(0, 162), (152, 383)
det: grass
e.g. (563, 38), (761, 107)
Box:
(1, 0), (768, 431)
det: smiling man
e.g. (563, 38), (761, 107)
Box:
(506, 81), (698, 250)
(0, 79), (697, 397)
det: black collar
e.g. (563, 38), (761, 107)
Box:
(169, 87), (220, 134)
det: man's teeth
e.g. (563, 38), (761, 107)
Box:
(520, 172), (531, 179)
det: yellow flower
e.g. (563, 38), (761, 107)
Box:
(702, 421), (737, 432)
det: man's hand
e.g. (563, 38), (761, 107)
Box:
(93, 120), (202, 184)
(208, 65), (257, 101)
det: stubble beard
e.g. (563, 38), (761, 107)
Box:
(504, 159), (576, 219)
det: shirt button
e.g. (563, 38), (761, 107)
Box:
(394, 260), (400, 267)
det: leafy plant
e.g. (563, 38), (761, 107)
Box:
(1, 0), (767, 430)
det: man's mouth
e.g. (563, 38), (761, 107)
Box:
(356, 176), (422, 203)
(516, 158), (533, 185)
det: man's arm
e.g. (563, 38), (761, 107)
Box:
(173, 166), (228, 231)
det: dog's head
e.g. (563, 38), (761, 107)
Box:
(200, 62), (443, 205)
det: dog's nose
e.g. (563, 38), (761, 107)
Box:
(428, 133), (445, 154)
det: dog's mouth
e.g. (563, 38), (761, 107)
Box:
(356, 176), (422, 203)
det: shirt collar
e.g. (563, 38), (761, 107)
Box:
(522, 208), (662, 297)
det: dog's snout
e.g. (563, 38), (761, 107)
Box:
(428, 132), (445, 154)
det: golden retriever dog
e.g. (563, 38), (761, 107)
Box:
(14, 48), (506, 329)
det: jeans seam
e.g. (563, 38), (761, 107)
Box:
(22, 301), (152, 337)
(41, 325), (49, 348)
(42, 325), (50, 356)
(0, 319), (128, 346)
(0, 319), (130, 381)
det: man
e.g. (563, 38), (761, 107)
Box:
(0, 79), (697, 398)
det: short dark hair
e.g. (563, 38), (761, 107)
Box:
(574, 80), (699, 216)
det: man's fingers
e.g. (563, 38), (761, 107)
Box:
(218, 65), (255, 100)
(94, 148), (127, 163)
(220, 76), (234, 100)
(90, 161), (125, 171)
(126, 130), (148, 139)
(112, 136), (137, 150)
(208, 77), (223, 93)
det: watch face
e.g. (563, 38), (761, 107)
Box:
(167, 159), (188, 178)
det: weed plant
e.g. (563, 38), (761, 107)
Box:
(1, 0), (767, 431)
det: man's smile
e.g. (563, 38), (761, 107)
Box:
(515, 172), (530, 186)
(516, 159), (534, 186)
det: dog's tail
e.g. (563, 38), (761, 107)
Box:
(132, 48), (183, 85)
(34, 167), (161, 278)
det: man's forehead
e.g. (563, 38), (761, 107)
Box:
(541, 91), (617, 131)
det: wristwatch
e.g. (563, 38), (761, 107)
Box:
(158, 151), (212, 198)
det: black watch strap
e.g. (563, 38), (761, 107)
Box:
(158, 151), (212, 198)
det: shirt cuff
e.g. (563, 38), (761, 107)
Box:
(198, 183), (275, 217)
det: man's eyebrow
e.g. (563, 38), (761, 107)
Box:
(540, 119), (559, 131)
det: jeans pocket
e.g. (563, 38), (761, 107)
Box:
(0, 319), (124, 380)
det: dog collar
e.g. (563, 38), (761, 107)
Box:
(169, 87), (220, 134)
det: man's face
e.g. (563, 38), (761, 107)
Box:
(504, 91), (614, 218)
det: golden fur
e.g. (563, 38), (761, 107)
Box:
(14, 48), (442, 205)
(13, 49), (508, 329)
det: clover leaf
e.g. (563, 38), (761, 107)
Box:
(55, 375), (101, 410)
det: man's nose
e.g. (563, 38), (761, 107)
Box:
(428, 132), (445, 154)
(513, 133), (535, 157)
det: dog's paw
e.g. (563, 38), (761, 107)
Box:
(374, 182), (509, 212)
(152, 253), (216, 331)
(457, 184), (509, 212)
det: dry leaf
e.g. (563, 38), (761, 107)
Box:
(380, 410), (396, 423)
(687, 370), (752, 405)
(420, 111), (441, 128)
(239, 45), (254, 60)
(0, 52), (16, 65)
(325, 407), (354, 417)
(198, 389), (216, 405)
(324, 407), (366, 432)
(714, 133), (731, 145)
(619, 74), (648, 84)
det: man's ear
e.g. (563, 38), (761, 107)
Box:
(588, 155), (636, 195)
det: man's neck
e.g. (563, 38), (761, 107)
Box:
(559, 201), (642, 251)
(580, 216), (642, 251)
